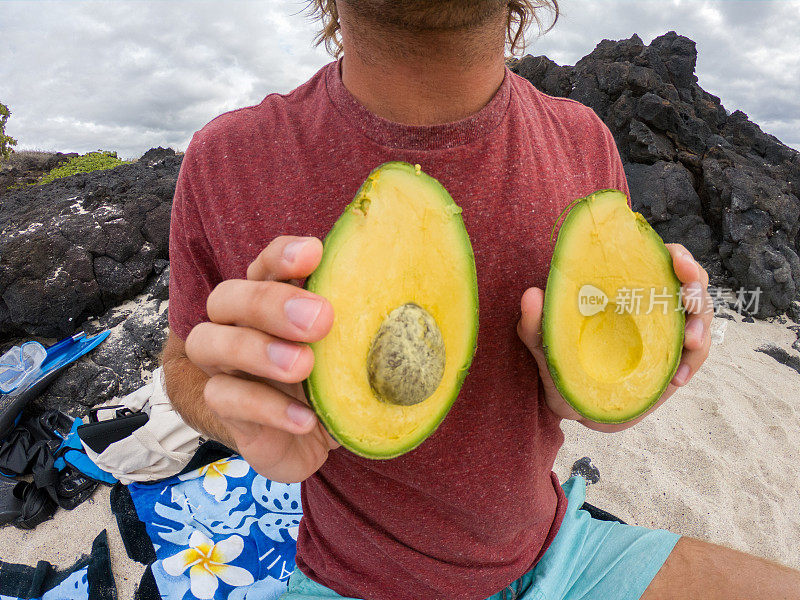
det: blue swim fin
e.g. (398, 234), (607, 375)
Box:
(0, 331), (110, 441)
(39, 331), (109, 374)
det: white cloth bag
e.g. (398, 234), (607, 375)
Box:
(81, 366), (202, 484)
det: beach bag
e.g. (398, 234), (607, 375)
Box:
(81, 367), (202, 484)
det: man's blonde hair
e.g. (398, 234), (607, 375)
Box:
(307, 0), (560, 57)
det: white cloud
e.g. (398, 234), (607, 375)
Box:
(2, 0), (798, 157)
(2, 0), (330, 158)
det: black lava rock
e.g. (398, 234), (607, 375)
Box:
(755, 344), (800, 377)
(510, 31), (800, 316)
(570, 456), (601, 485)
(787, 301), (800, 324)
(0, 148), (182, 340)
(34, 292), (170, 415)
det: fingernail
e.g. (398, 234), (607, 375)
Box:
(674, 364), (690, 386)
(287, 403), (315, 428)
(687, 319), (704, 342)
(285, 297), (323, 331)
(268, 341), (301, 372)
(283, 239), (309, 263)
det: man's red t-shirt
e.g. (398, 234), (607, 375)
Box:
(168, 60), (630, 600)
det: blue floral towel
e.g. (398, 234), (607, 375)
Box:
(125, 455), (302, 600)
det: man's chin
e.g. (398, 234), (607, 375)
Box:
(339, 0), (507, 31)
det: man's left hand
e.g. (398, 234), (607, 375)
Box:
(516, 243), (713, 432)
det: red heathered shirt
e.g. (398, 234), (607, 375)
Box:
(168, 59), (629, 600)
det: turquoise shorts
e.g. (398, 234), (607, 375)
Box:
(281, 476), (680, 600)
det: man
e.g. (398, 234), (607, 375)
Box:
(162, 1), (800, 598)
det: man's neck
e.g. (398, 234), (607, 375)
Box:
(338, 9), (507, 126)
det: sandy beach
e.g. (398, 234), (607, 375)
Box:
(1, 311), (799, 597)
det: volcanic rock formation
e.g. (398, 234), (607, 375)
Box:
(510, 31), (800, 317)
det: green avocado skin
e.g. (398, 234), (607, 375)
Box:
(302, 161), (479, 459)
(541, 189), (685, 424)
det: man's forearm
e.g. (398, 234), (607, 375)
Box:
(162, 352), (238, 451)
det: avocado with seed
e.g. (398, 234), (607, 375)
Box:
(303, 162), (478, 459)
(542, 189), (684, 423)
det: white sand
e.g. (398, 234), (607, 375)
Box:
(1, 314), (798, 597)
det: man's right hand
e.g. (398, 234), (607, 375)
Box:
(184, 235), (339, 483)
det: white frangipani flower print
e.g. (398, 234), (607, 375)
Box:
(179, 457), (250, 499)
(162, 531), (254, 599)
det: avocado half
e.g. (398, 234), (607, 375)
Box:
(303, 162), (478, 459)
(542, 189), (684, 423)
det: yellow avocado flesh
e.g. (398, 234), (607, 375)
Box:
(304, 162), (478, 458)
(543, 189), (684, 423)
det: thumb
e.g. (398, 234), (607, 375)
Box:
(517, 287), (546, 359)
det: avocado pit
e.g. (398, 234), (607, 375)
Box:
(367, 303), (446, 406)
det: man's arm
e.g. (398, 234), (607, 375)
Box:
(161, 236), (339, 483)
(161, 330), (238, 450)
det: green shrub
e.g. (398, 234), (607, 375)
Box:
(0, 103), (18, 161)
(37, 150), (130, 185)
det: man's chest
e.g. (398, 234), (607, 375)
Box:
(206, 150), (581, 309)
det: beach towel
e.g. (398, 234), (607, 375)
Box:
(112, 442), (301, 600)
(0, 530), (116, 600)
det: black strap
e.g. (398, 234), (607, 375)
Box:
(580, 501), (626, 524)
(134, 564), (162, 600)
(86, 530), (117, 600)
(0, 410), (73, 477)
(32, 461), (60, 491)
(176, 440), (235, 477)
(13, 481), (58, 530)
(110, 482), (157, 565)
(0, 558), (53, 599)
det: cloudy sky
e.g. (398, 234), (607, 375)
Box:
(2, 0), (798, 158)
